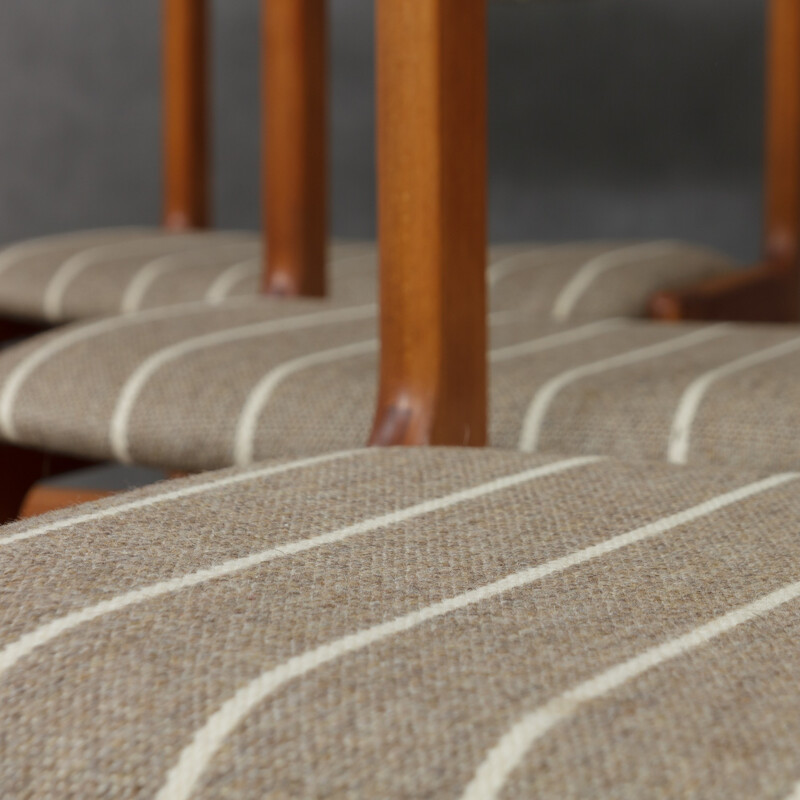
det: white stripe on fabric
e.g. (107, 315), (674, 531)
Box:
(155, 471), (796, 800)
(42, 234), (207, 322)
(784, 780), (800, 800)
(551, 241), (678, 322)
(0, 449), (363, 549)
(231, 315), (602, 467)
(0, 457), (598, 686)
(490, 319), (624, 363)
(204, 259), (261, 303)
(205, 250), (376, 304)
(0, 298), (259, 440)
(462, 574), (800, 800)
(518, 325), (731, 453)
(108, 304), (377, 462)
(233, 339), (379, 466)
(668, 336), (800, 464)
(0, 228), (151, 281)
(120, 244), (259, 313)
(487, 244), (586, 288)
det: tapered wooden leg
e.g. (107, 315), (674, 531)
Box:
(0, 444), (99, 523)
(649, 264), (800, 323)
(263, 0), (328, 297)
(369, 0), (488, 447)
(163, 0), (210, 230)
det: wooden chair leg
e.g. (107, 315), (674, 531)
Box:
(163, 0), (210, 230)
(369, 0), (488, 447)
(0, 444), (100, 523)
(649, 264), (800, 323)
(262, 0), (328, 297)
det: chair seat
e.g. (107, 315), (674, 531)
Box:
(0, 228), (377, 323)
(0, 228), (734, 323)
(0, 299), (798, 474)
(1, 447), (799, 798)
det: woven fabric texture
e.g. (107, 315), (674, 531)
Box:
(1, 447), (800, 798)
(0, 229), (733, 323)
(0, 301), (798, 473)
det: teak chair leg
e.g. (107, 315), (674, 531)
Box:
(263, 0), (328, 297)
(0, 444), (100, 523)
(370, 0), (488, 447)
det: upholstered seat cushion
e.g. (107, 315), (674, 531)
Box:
(0, 228), (733, 323)
(2, 448), (800, 798)
(0, 298), (798, 473)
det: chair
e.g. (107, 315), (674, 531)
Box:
(0, 0), (797, 522)
(0, 0), (341, 335)
(2, 4), (800, 795)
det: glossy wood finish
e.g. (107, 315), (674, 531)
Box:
(263, 0), (328, 297)
(163, 0), (210, 230)
(19, 487), (115, 519)
(651, 0), (800, 323)
(370, 0), (488, 447)
(0, 445), (98, 523)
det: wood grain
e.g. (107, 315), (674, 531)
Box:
(163, 0), (210, 230)
(263, 0), (328, 297)
(370, 0), (488, 447)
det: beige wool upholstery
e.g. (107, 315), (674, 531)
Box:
(1, 448), (800, 798)
(0, 228), (733, 323)
(0, 229), (378, 323)
(0, 298), (799, 473)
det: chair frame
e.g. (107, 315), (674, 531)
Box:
(650, 0), (800, 323)
(373, 0), (800, 447)
(0, 0), (329, 520)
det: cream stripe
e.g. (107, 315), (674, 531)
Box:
(518, 324), (731, 453)
(462, 572), (800, 800)
(233, 339), (379, 466)
(205, 250), (376, 304)
(156, 471), (795, 800)
(785, 780), (800, 800)
(232, 318), (616, 466)
(551, 240), (678, 322)
(668, 336), (800, 464)
(0, 299), (260, 440)
(0, 228), (151, 281)
(120, 244), (259, 313)
(204, 258), (261, 303)
(0, 449), (363, 549)
(486, 244), (575, 288)
(109, 304), (377, 462)
(490, 319), (624, 363)
(0, 457), (597, 687)
(42, 234), (211, 322)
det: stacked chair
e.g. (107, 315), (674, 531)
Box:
(2, 2), (800, 796)
(0, 0), (758, 519)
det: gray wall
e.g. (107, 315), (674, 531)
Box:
(0, 0), (764, 261)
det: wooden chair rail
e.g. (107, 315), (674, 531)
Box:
(652, 0), (800, 322)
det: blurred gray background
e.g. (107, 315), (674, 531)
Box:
(0, 0), (764, 262)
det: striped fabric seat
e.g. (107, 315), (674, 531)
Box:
(0, 299), (798, 474)
(0, 229), (733, 323)
(2, 447), (800, 798)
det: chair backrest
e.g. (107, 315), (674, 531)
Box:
(164, 0), (328, 298)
